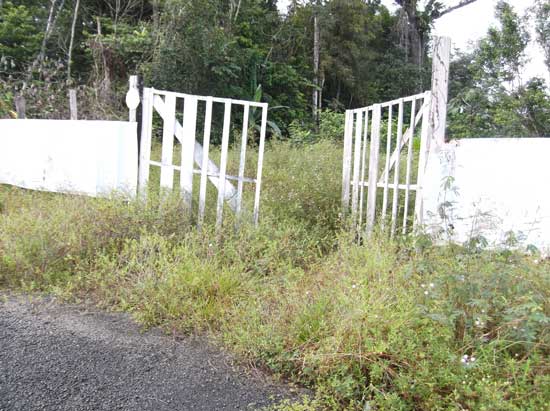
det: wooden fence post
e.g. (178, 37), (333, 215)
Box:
(15, 95), (26, 119)
(69, 89), (78, 120)
(429, 36), (451, 147)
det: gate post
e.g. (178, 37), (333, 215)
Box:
(138, 87), (153, 198)
(126, 75), (140, 122)
(429, 36), (451, 147)
(414, 37), (451, 229)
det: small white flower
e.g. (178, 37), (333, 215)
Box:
(424, 290), (429, 295)
(420, 283), (425, 288)
(208, 243), (213, 247)
(534, 259), (539, 264)
(461, 354), (476, 366)
(429, 282), (435, 288)
(352, 284), (357, 289)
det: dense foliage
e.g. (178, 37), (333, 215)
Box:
(1, 0), (548, 137)
(447, 0), (550, 137)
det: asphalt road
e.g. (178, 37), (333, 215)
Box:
(0, 294), (292, 411)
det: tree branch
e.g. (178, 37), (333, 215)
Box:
(437, 0), (480, 19)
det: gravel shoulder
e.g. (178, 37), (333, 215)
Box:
(0, 293), (295, 411)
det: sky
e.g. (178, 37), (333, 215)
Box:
(276, 0), (549, 82)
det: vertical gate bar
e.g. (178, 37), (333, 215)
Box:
(365, 104), (381, 235)
(341, 110), (353, 213)
(180, 96), (198, 210)
(402, 98), (417, 234)
(253, 104), (268, 226)
(160, 93), (176, 190)
(198, 97), (213, 228)
(138, 87), (153, 198)
(236, 103), (250, 224)
(391, 99), (404, 236)
(381, 105), (392, 225)
(414, 91), (432, 230)
(358, 109), (370, 230)
(216, 101), (232, 229)
(351, 110), (363, 224)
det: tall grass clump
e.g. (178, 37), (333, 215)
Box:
(1, 139), (548, 410)
(0, 187), (192, 288)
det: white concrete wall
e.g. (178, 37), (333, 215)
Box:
(422, 138), (550, 253)
(0, 120), (137, 197)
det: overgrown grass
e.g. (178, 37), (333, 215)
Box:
(1, 140), (548, 410)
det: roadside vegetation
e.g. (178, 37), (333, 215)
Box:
(1, 0), (550, 409)
(1, 139), (548, 411)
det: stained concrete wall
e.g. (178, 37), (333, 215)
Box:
(422, 138), (550, 253)
(0, 120), (137, 197)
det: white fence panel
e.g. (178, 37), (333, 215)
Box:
(0, 119), (137, 197)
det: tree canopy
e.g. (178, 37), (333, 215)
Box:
(0, 0), (548, 137)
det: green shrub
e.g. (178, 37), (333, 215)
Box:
(288, 110), (345, 144)
(319, 110), (345, 142)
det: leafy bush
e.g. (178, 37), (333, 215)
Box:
(289, 110), (345, 144)
(319, 110), (345, 141)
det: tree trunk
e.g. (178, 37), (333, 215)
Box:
(397, 0), (481, 90)
(67, 0), (80, 82)
(312, 4), (320, 124)
(396, 1), (423, 90)
(33, 0), (66, 76)
(34, 0), (58, 74)
(319, 72), (325, 112)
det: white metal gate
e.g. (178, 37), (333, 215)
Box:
(341, 36), (451, 237)
(134, 85), (267, 228)
(342, 92), (431, 236)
